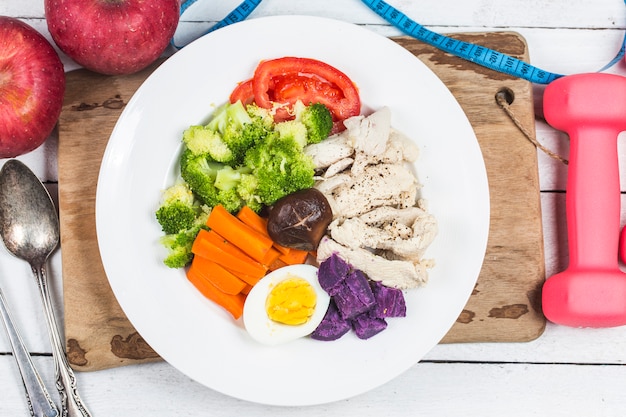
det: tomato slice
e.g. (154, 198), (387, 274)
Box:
(272, 74), (343, 105)
(251, 57), (360, 125)
(229, 78), (255, 106)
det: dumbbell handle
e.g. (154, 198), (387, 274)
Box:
(566, 126), (621, 269)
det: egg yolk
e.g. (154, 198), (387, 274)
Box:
(265, 277), (317, 325)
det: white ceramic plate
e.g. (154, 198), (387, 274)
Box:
(96, 15), (489, 406)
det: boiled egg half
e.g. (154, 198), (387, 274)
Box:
(243, 264), (331, 345)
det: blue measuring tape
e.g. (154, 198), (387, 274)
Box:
(173, 0), (626, 84)
(172, 0), (262, 49)
(361, 0), (626, 84)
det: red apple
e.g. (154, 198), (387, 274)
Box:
(45, 0), (180, 75)
(0, 16), (65, 158)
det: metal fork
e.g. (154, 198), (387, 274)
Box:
(0, 285), (59, 417)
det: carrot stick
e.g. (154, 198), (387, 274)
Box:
(278, 248), (310, 265)
(236, 206), (291, 255)
(202, 229), (262, 263)
(268, 257), (288, 271)
(273, 244), (292, 256)
(208, 205), (274, 263)
(261, 246), (281, 267)
(191, 229), (267, 283)
(236, 205), (268, 234)
(192, 233), (267, 285)
(190, 256), (247, 295)
(186, 266), (246, 319)
(222, 266), (265, 287)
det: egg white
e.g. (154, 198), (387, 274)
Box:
(243, 264), (331, 346)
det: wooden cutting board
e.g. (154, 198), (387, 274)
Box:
(58, 32), (545, 371)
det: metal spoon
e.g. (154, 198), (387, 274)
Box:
(0, 159), (92, 417)
(0, 285), (59, 417)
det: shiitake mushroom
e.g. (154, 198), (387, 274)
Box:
(267, 188), (333, 251)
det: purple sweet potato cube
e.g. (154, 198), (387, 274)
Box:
(311, 300), (352, 341)
(346, 269), (376, 308)
(351, 313), (388, 340)
(318, 253), (350, 295)
(370, 281), (407, 318)
(333, 285), (371, 320)
(333, 269), (376, 320)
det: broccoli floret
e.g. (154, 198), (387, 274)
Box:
(274, 120), (308, 149)
(246, 104), (275, 130)
(244, 133), (315, 205)
(214, 165), (254, 212)
(201, 100), (273, 166)
(236, 174), (262, 212)
(214, 165), (252, 191)
(159, 181), (195, 206)
(182, 125), (234, 164)
(155, 183), (199, 235)
(180, 150), (223, 207)
(160, 231), (194, 268)
(179, 147), (194, 174)
(160, 209), (210, 268)
(297, 102), (333, 144)
(156, 188), (210, 269)
(218, 188), (247, 213)
(224, 122), (270, 166)
(207, 100), (252, 133)
(156, 201), (197, 235)
(271, 101), (333, 148)
(161, 239), (192, 268)
(180, 147), (254, 213)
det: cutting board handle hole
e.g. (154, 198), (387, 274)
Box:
(496, 87), (515, 105)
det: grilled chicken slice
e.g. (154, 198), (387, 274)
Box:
(304, 133), (353, 169)
(323, 163), (418, 218)
(328, 211), (438, 261)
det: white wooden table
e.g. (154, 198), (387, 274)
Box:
(2, 1), (626, 415)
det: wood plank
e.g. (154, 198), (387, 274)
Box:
(58, 32), (545, 371)
(8, 0), (626, 27)
(58, 63), (166, 370)
(2, 357), (625, 416)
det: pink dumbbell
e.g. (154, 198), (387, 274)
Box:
(542, 73), (626, 327)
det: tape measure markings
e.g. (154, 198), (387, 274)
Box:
(362, 0), (564, 84)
